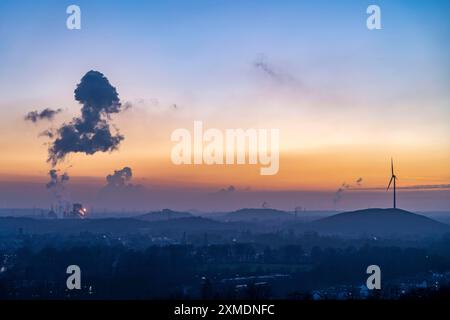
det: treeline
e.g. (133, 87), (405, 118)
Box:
(1, 238), (450, 299)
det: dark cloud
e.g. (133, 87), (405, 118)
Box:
(106, 167), (133, 188)
(100, 167), (144, 192)
(123, 98), (179, 112)
(48, 70), (125, 166)
(25, 108), (62, 123)
(98, 167), (145, 203)
(122, 98), (159, 110)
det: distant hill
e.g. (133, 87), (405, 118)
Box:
(0, 217), (147, 235)
(149, 216), (238, 232)
(136, 209), (192, 221)
(0, 215), (240, 236)
(219, 208), (298, 223)
(1, 208), (448, 238)
(300, 208), (450, 237)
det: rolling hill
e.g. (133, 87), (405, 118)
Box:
(136, 209), (192, 221)
(300, 208), (450, 237)
(218, 208), (298, 223)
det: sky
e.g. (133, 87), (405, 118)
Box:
(0, 0), (449, 212)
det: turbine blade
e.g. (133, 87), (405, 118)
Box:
(391, 158), (394, 176)
(387, 176), (394, 190)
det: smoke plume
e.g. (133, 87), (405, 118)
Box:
(25, 108), (62, 123)
(253, 55), (298, 86)
(100, 167), (144, 193)
(48, 70), (125, 166)
(46, 169), (70, 189)
(106, 167), (133, 188)
(356, 177), (363, 186)
(333, 178), (364, 205)
(218, 185), (236, 193)
(39, 129), (55, 139)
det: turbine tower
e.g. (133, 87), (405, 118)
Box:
(387, 158), (397, 209)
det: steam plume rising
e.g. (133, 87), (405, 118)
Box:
(46, 169), (70, 208)
(46, 169), (70, 189)
(106, 167), (133, 188)
(333, 178), (364, 205)
(98, 166), (144, 196)
(48, 70), (125, 166)
(333, 183), (350, 205)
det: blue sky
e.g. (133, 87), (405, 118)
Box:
(1, 0), (448, 107)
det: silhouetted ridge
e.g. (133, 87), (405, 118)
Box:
(222, 208), (296, 222)
(137, 209), (192, 221)
(303, 208), (450, 237)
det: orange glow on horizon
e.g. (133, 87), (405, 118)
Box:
(1, 147), (449, 192)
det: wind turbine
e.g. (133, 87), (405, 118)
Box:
(387, 158), (397, 209)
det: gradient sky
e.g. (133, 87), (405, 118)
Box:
(0, 0), (449, 211)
